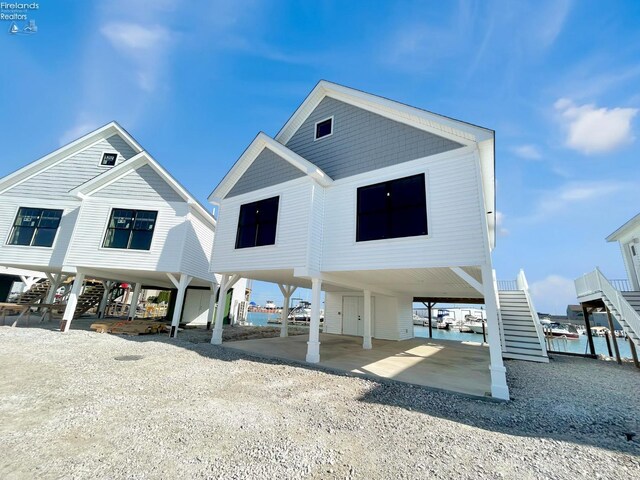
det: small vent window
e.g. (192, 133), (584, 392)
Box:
(314, 117), (333, 140)
(101, 152), (118, 166)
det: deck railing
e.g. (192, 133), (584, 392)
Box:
(610, 278), (633, 292)
(575, 269), (640, 344)
(516, 269), (548, 357)
(496, 279), (518, 291)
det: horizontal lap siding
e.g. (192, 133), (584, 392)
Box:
(64, 198), (186, 272)
(181, 213), (215, 281)
(4, 135), (137, 199)
(307, 185), (324, 273)
(322, 151), (486, 271)
(397, 295), (414, 340)
(323, 292), (401, 340)
(323, 292), (342, 334)
(93, 165), (184, 203)
(211, 180), (312, 272)
(0, 195), (80, 269)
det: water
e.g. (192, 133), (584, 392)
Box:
(414, 325), (633, 359)
(248, 312), (634, 359)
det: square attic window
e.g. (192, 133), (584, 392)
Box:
(101, 152), (118, 166)
(314, 117), (333, 140)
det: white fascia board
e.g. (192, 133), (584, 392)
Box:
(208, 132), (333, 204)
(477, 138), (496, 249)
(0, 121), (143, 194)
(275, 80), (494, 147)
(606, 212), (640, 242)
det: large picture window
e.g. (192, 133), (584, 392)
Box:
(235, 196), (279, 249)
(103, 209), (157, 250)
(8, 207), (63, 247)
(356, 173), (428, 242)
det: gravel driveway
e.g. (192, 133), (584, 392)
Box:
(0, 326), (638, 479)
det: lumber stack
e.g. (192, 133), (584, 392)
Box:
(90, 320), (168, 335)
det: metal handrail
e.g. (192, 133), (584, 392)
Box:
(575, 269), (640, 343)
(517, 269), (548, 357)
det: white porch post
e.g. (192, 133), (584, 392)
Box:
(278, 284), (297, 338)
(481, 265), (509, 400)
(206, 283), (219, 330)
(363, 289), (372, 349)
(169, 274), (192, 338)
(210, 274), (240, 345)
(306, 278), (322, 363)
(61, 273), (85, 333)
(128, 283), (142, 320)
(20, 275), (37, 292)
(98, 281), (113, 318)
(44, 273), (61, 305)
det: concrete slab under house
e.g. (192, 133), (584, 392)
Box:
(0, 122), (246, 335)
(207, 81), (550, 401)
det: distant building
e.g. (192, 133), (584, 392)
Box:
(567, 305), (620, 330)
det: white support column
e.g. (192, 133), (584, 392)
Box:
(98, 281), (113, 318)
(20, 275), (37, 292)
(170, 275), (192, 338)
(45, 273), (61, 305)
(481, 265), (510, 400)
(206, 283), (219, 330)
(306, 278), (322, 363)
(61, 273), (85, 333)
(278, 284), (297, 338)
(128, 283), (142, 320)
(363, 289), (372, 350)
(210, 274), (241, 345)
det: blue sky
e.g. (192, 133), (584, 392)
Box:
(1, 0), (639, 313)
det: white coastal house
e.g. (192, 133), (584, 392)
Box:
(575, 213), (640, 362)
(208, 81), (547, 400)
(0, 122), (245, 334)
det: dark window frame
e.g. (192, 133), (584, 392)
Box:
(314, 116), (333, 140)
(356, 173), (428, 242)
(235, 196), (280, 249)
(7, 207), (64, 248)
(101, 152), (118, 166)
(103, 209), (158, 251)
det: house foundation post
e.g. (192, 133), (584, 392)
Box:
(211, 274), (240, 344)
(206, 283), (219, 330)
(481, 265), (509, 400)
(306, 278), (322, 363)
(278, 285), (297, 338)
(98, 281), (113, 318)
(170, 275), (191, 338)
(581, 305), (597, 356)
(128, 283), (142, 320)
(604, 305), (621, 364)
(61, 273), (85, 333)
(363, 289), (372, 349)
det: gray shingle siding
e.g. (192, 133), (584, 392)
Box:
(93, 164), (184, 202)
(226, 147), (305, 198)
(285, 97), (464, 180)
(3, 134), (138, 199)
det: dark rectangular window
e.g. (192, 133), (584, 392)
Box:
(315, 117), (333, 139)
(8, 207), (63, 247)
(101, 152), (118, 166)
(103, 209), (157, 250)
(235, 196), (279, 249)
(356, 173), (427, 242)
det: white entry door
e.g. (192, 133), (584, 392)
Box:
(342, 296), (374, 337)
(182, 289), (210, 325)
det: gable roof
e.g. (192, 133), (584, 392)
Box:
(70, 151), (216, 228)
(208, 132), (333, 203)
(606, 212), (640, 242)
(0, 121), (143, 195)
(276, 80), (497, 247)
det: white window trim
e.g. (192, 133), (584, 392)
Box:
(234, 195), (281, 250)
(99, 207), (158, 253)
(313, 115), (334, 141)
(98, 151), (119, 167)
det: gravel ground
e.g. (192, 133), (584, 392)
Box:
(0, 326), (638, 480)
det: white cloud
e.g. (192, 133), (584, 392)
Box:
(533, 0), (573, 48)
(495, 211), (509, 236)
(59, 121), (101, 146)
(530, 275), (577, 314)
(512, 144), (542, 160)
(101, 23), (170, 51)
(554, 98), (638, 154)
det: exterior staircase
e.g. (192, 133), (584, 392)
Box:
(496, 271), (549, 363)
(73, 282), (105, 318)
(575, 270), (640, 353)
(16, 279), (50, 305)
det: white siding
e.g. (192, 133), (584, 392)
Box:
(211, 178), (314, 272)
(306, 184), (324, 273)
(180, 212), (215, 281)
(93, 165), (184, 203)
(3, 135), (137, 199)
(323, 291), (343, 334)
(0, 194), (80, 269)
(64, 197), (187, 273)
(396, 295), (414, 340)
(375, 295), (401, 341)
(322, 150), (487, 271)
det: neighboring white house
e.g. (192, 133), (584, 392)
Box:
(208, 81), (513, 399)
(575, 213), (640, 360)
(0, 122), (245, 335)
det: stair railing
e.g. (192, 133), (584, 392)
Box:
(492, 269), (506, 351)
(516, 269), (548, 357)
